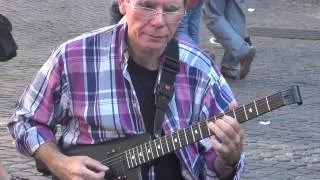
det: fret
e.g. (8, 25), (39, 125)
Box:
(130, 148), (137, 167)
(148, 141), (155, 159)
(207, 120), (211, 136)
(139, 145), (145, 164)
(265, 96), (271, 111)
(191, 124), (202, 142)
(235, 106), (247, 124)
(254, 100), (259, 116)
(159, 138), (165, 155)
(256, 98), (270, 115)
(178, 130), (187, 147)
(198, 123), (203, 139)
(154, 139), (160, 158)
(177, 131), (182, 147)
(245, 102), (258, 120)
(164, 135), (170, 153)
(201, 121), (211, 137)
(125, 150), (131, 169)
(128, 149), (133, 168)
(183, 128), (189, 145)
(243, 105), (248, 120)
(233, 109), (237, 121)
(187, 126), (196, 144)
(191, 126), (196, 142)
(135, 146), (142, 165)
(171, 132), (176, 150)
(144, 143), (150, 161)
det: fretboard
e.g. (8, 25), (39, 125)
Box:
(125, 91), (286, 169)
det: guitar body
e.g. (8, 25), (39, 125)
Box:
(37, 134), (151, 180)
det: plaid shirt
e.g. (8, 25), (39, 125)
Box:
(8, 24), (244, 180)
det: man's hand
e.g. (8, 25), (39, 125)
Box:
(35, 142), (108, 180)
(52, 156), (108, 180)
(208, 115), (244, 179)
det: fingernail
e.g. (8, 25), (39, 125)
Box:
(103, 166), (109, 171)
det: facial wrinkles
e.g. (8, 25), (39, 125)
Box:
(128, 0), (183, 49)
(140, 2), (182, 40)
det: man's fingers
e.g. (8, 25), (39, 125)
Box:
(81, 157), (108, 180)
(208, 122), (232, 145)
(215, 118), (237, 140)
(81, 167), (106, 180)
(83, 156), (108, 172)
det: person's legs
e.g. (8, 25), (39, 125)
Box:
(225, 0), (255, 79)
(176, 10), (196, 44)
(221, 0), (249, 73)
(187, 1), (204, 44)
(203, 0), (250, 68)
(225, 0), (247, 39)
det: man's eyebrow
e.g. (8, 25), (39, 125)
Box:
(165, 4), (181, 9)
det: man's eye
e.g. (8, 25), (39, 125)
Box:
(164, 6), (180, 13)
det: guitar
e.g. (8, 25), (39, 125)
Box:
(36, 85), (302, 180)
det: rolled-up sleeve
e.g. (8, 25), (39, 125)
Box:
(7, 47), (65, 156)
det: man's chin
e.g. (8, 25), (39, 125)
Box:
(142, 41), (166, 51)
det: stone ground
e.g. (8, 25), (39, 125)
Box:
(0, 0), (319, 179)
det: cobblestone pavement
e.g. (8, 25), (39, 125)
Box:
(0, 1), (319, 179)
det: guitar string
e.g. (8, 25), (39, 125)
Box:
(98, 97), (282, 168)
(97, 95), (282, 167)
(95, 95), (282, 167)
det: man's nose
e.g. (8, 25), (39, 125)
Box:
(150, 11), (166, 25)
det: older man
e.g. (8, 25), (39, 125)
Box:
(8, 0), (245, 179)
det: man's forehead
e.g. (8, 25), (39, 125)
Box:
(134, 0), (184, 4)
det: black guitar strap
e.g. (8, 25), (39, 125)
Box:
(153, 39), (180, 138)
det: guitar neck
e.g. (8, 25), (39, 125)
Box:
(125, 86), (302, 169)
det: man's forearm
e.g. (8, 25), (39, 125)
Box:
(34, 142), (67, 175)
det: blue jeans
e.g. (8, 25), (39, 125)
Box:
(176, 1), (204, 45)
(203, 0), (250, 70)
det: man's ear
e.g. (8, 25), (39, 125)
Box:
(118, 0), (127, 15)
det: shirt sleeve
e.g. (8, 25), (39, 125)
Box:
(199, 74), (245, 179)
(7, 47), (66, 156)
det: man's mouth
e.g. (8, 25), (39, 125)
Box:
(145, 33), (165, 40)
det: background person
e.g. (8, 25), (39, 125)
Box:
(176, 0), (205, 45)
(202, 0), (255, 80)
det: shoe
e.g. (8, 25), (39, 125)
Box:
(221, 66), (240, 80)
(239, 46), (256, 79)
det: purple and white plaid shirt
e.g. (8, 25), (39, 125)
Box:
(8, 24), (244, 180)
